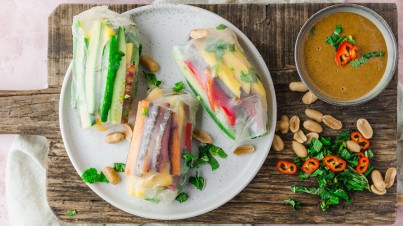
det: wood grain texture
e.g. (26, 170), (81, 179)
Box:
(0, 3), (397, 224)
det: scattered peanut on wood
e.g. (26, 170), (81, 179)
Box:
(289, 81), (308, 92)
(105, 132), (125, 144)
(305, 132), (319, 145)
(272, 135), (284, 151)
(103, 166), (120, 185)
(371, 184), (386, 195)
(140, 55), (159, 72)
(305, 108), (323, 122)
(322, 115), (343, 130)
(292, 141), (308, 158)
(293, 130), (307, 143)
(192, 129), (213, 143)
(302, 91), (318, 104)
(233, 145), (255, 156)
(289, 115), (300, 133)
(357, 118), (373, 139)
(371, 170), (386, 191)
(280, 115), (289, 134)
(303, 120), (323, 133)
(384, 167), (397, 188)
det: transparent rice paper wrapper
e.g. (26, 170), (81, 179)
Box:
(173, 26), (268, 141)
(125, 87), (199, 204)
(71, 6), (141, 129)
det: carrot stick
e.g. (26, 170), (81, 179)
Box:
(169, 113), (181, 175)
(125, 100), (149, 176)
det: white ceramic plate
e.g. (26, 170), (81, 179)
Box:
(60, 3), (277, 220)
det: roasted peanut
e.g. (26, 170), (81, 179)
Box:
(276, 121), (289, 133)
(294, 130), (307, 143)
(105, 132), (125, 144)
(398, 195), (403, 205)
(371, 170), (386, 191)
(305, 108), (323, 122)
(190, 29), (208, 39)
(103, 166), (120, 185)
(305, 132), (319, 145)
(289, 81), (308, 92)
(140, 55), (159, 72)
(233, 145), (255, 156)
(193, 129), (213, 143)
(123, 124), (133, 142)
(303, 120), (323, 133)
(302, 91), (318, 104)
(371, 184), (386, 195)
(292, 141), (308, 158)
(289, 115), (300, 133)
(384, 167), (397, 188)
(280, 115), (289, 134)
(272, 135), (284, 151)
(357, 118), (373, 139)
(322, 115), (342, 130)
(346, 140), (361, 152)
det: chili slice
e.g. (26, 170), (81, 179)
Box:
(335, 42), (359, 66)
(356, 152), (365, 158)
(350, 131), (370, 150)
(276, 160), (297, 175)
(302, 158), (320, 174)
(356, 156), (370, 174)
(323, 155), (347, 172)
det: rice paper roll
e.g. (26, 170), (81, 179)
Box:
(173, 26), (268, 141)
(71, 6), (141, 129)
(125, 87), (199, 203)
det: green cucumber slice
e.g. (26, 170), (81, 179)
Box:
(84, 21), (103, 114)
(110, 27), (127, 124)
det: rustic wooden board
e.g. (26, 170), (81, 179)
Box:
(0, 3), (397, 224)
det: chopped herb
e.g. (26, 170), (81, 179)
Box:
(187, 143), (225, 171)
(284, 199), (302, 210)
(66, 210), (77, 216)
(189, 171), (206, 190)
(240, 68), (258, 83)
(182, 150), (196, 161)
(216, 24), (227, 30)
(228, 43), (236, 52)
(209, 145), (228, 158)
(145, 197), (160, 203)
(310, 26), (316, 36)
(346, 35), (355, 45)
(175, 192), (189, 203)
(365, 150), (374, 159)
(143, 71), (162, 87)
(113, 163), (126, 172)
(350, 51), (384, 68)
(139, 44), (142, 55)
(124, 94), (130, 99)
(81, 168), (109, 184)
(172, 81), (184, 92)
(325, 25), (344, 48)
(142, 107), (148, 116)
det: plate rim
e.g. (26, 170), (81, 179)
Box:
(59, 3), (277, 220)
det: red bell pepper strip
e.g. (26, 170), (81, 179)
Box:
(356, 156), (370, 174)
(335, 42), (359, 66)
(276, 160), (298, 175)
(323, 155), (347, 172)
(350, 131), (370, 150)
(302, 158), (320, 174)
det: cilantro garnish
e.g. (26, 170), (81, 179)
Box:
(350, 51), (384, 68)
(240, 68), (258, 83)
(216, 24), (227, 30)
(143, 71), (161, 87)
(189, 171), (206, 190)
(113, 163), (126, 172)
(145, 197), (160, 203)
(142, 107), (148, 116)
(204, 39), (235, 61)
(310, 26), (316, 36)
(66, 210), (77, 216)
(325, 25), (344, 48)
(139, 43), (142, 55)
(228, 44), (236, 52)
(175, 192), (189, 203)
(284, 199), (302, 210)
(81, 168), (109, 184)
(172, 81), (184, 92)
(183, 144), (226, 171)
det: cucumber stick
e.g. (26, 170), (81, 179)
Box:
(84, 21), (104, 114)
(110, 27), (126, 124)
(74, 34), (96, 128)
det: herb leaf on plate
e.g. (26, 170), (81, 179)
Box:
(189, 171), (206, 190)
(143, 71), (162, 87)
(66, 210), (77, 216)
(113, 163), (126, 172)
(284, 199), (302, 210)
(81, 168), (109, 184)
(175, 192), (189, 203)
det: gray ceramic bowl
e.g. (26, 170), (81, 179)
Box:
(295, 4), (397, 106)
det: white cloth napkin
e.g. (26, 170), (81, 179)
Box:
(15, 0), (403, 226)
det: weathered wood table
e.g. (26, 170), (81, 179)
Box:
(0, 3), (398, 224)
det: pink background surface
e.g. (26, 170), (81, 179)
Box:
(0, 0), (401, 225)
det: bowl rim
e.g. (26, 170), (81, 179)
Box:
(294, 3), (398, 106)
